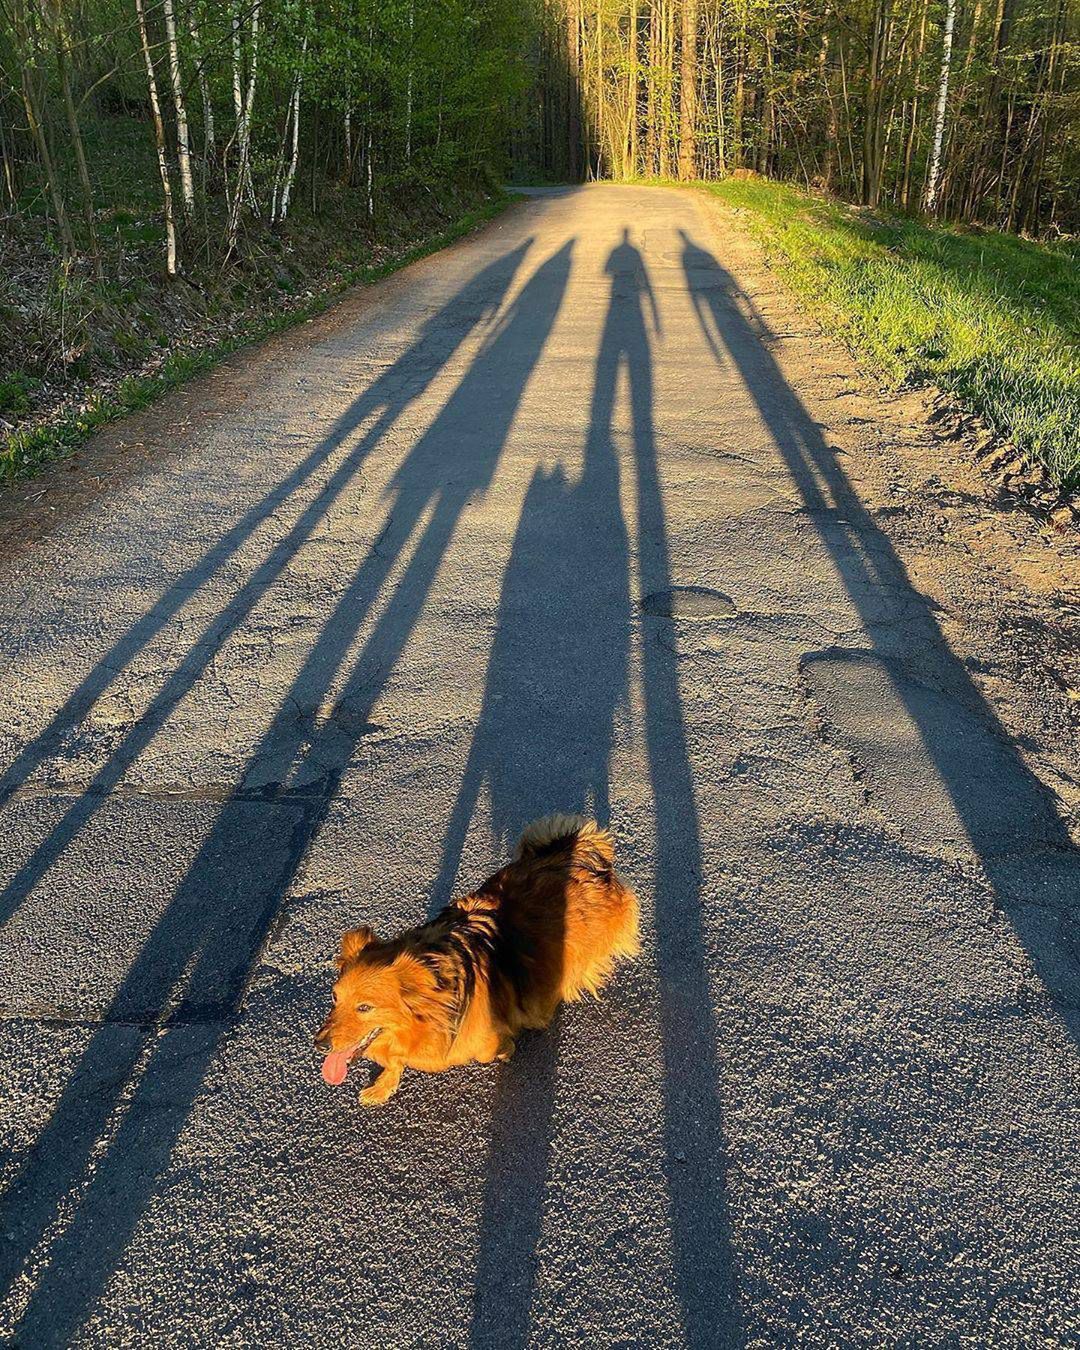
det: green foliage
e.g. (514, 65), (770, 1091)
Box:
(705, 178), (1080, 488)
(0, 372), (40, 417)
(1, 0), (528, 263)
(530, 0), (1079, 235)
(0, 0), (527, 475)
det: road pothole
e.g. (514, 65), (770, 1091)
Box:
(641, 587), (736, 619)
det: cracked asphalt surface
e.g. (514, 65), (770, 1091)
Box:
(0, 185), (1078, 1347)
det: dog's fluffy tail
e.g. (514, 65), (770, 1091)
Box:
(517, 814), (639, 999)
(515, 813), (614, 863)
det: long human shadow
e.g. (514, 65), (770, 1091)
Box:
(433, 256), (631, 1346)
(0, 242), (535, 946)
(600, 232), (745, 1347)
(446, 229), (742, 1347)
(0, 243), (574, 1348)
(679, 228), (1079, 1044)
(0, 236), (532, 836)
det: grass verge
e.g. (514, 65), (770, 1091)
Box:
(699, 178), (1080, 491)
(0, 194), (511, 484)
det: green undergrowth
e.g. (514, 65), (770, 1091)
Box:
(701, 178), (1080, 491)
(0, 193), (511, 483)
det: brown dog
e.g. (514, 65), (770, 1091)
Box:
(314, 814), (639, 1105)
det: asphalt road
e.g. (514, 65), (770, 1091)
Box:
(0, 186), (1077, 1347)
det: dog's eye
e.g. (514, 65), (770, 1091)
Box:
(356, 1003), (373, 1014)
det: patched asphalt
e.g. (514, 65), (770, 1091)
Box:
(0, 186), (1077, 1347)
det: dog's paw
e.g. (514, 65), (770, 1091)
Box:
(359, 1071), (401, 1107)
(495, 1037), (516, 1062)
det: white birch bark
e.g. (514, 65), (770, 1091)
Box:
(231, 5), (244, 126)
(135, 0), (178, 273)
(278, 38), (307, 222)
(227, 0), (260, 248)
(163, 0), (195, 216)
(270, 119), (287, 222)
(242, 0), (260, 209)
(228, 1), (244, 241)
(924, 0), (956, 212)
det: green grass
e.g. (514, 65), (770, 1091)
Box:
(700, 178), (1080, 491)
(0, 195), (511, 483)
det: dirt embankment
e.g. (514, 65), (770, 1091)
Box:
(0, 183), (503, 479)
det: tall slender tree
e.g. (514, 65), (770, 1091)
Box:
(924, 0), (956, 211)
(134, 0), (178, 273)
(163, 0), (195, 217)
(678, 0), (698, 176)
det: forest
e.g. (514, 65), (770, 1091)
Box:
(529, 0), (1079, 234)
(2, 0), (1076, 271)
(0, 0), (526, 273)
(0, 0), (1077, 484)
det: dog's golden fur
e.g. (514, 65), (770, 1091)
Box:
(314, 814), (639, 1105)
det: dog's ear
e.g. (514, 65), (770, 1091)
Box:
(395, 955), (455, 1029)
(338, 925), (375, 967)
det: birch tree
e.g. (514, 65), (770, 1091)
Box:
(227, 0), (261, 249)
(537, 0), (1077, 235)
(163, 0), (195, 217)
(272, 35), (306, 223)
(924, 0), (956, 211)
(134, 0), (178, 273)
(0, 0), (534, 277)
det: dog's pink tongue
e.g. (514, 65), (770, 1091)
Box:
(321, 1051), (351, 1086)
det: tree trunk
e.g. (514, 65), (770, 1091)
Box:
(277, 38), (306, 222)
(818, 19), (838, 190)
(595, 0), (604, 177)
(658, 0), (671, 176)
(134, 0), (178, 274)
(163, 0), (195, 217)
(732, 13), (745, 168)
(46, 0), (99, 263)
(861, 0), (891, 206)
(228, 0), (260, 247)
(839, 33), (859, 189)
(923, 0), (955, 212)
(0, 113), (17, 205)
(710, 16), (726, 175)
(900, 0), (928, 207)
(1006, 0), (1065, 231)
(566, 0), (581, 179)
(677, 0), (697, 178)
(967, 0), (1017, 216)
(406, 0), (414, 163)
(188, 13), (216, 169)
(757, 10), (775, 175)
(646, 0), (658, 172)
(627, 0), (639, 176)
(243, 0), (260, 208)
(14, 0), (74, 257)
